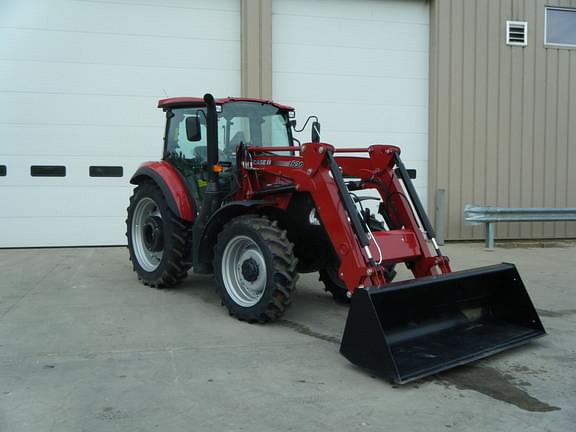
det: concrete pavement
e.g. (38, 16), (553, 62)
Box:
(0, 243), (574, 431)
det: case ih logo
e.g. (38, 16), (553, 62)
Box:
(288, 160), (304, 168)
(253, 159), (303, 168)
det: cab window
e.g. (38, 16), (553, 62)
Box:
(165, 108), (209, 164)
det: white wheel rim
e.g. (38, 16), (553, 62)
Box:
(221, 236), (267, 307)
(131, 197), (164, 272)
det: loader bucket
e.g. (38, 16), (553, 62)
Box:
(340, 263), (545, 384)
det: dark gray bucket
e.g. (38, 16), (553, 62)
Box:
(340, 263), (546, 384)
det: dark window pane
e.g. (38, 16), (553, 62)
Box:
(546, 8), (576, 46)
(0, 165), (6, 176)
(89, 166), (123, 177)
(31, 165), (66, 177)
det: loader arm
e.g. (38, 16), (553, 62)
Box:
(243, 142), (545, 384)
(244, 142), (449, 292)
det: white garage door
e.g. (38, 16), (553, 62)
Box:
(0, 0), (240, 247)
(272, 0), (429, 205)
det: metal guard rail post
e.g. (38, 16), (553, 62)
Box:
(464, 205), (576, 249)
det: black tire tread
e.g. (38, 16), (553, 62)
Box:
(319, 269), (351, 304)
(214, 215), (298, 323)
(126, 181), (192, 289)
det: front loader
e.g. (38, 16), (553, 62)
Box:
(127, 94), (545, 384)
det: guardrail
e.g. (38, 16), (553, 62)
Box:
(464, 205), (576, 249)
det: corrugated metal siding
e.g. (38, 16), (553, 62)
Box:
(429, 0), (576, 240)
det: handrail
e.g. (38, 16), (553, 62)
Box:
(246, 146), (372, 153)
(464, 205), (576, 248)
(247, 146), (299, 153)
(333, 148), (370, 153)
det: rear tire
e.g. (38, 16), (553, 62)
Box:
(214, 215), (298, 323)
(126, 181), (191, 288)
(321, 215), (396, 304)
(319, 267), (351, 304)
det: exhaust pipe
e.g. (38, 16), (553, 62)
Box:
(199, 93), (221, 215)
(191, 94), (222, 267)
(204, 93), (219, 185)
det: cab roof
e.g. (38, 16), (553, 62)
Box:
(158, 97), (294, 111)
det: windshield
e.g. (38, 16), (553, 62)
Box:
(165, 101), (291, 164)
(219, 101), (291, 152)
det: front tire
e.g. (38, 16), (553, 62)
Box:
(126, 181), (191, 288)
(214, 215), (298, 323)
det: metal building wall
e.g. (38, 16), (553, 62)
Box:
(429, 0), (576, 240)
(241, 0), (272, 99)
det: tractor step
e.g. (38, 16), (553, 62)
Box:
(339, 263), (545, 384)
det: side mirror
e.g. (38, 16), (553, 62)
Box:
(185, 116), (202, 142)
(311, 121), (321, 143)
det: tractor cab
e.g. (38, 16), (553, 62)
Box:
(159, 97), (294, 203)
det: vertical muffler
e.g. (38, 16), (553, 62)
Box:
(340, 263), (545, 384)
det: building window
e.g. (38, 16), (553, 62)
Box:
(89, 166), (123, 177)
(545, 7), (576, 47)
(31, 165), (66, 177)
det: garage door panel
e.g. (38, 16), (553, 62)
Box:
(0, 217), (127, 247)
(274, 46), (427, 79)
(0, 93), (161, 127)
(273, 0), (429, 206)
(274, 17), (427, 52)
(0, 156), (148, 187)
(0, 28), (240, 71)
(0, 0), (239, 40)
(273, 74), (427, 107)
(0, 124), (161, 158)
(273, 0), (428, 24)
(0, 61), (239, 98)
(281, 100), (427, 135)
(1, 0), (240, 247)
(73, 0), (238, 11)
(1, 186), (132, 218)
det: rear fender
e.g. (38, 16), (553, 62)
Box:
(130, 161), (195, 221)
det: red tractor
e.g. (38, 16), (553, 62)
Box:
(127, 94), (545, 383)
